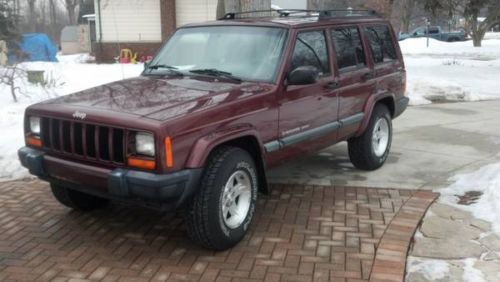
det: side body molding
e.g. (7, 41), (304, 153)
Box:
(264, 112), (365, 152)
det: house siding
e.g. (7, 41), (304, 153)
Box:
(95, 0), (162, 43)
(175, 0), (217, 27)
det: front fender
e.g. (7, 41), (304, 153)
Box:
(184, 124), (265, 168)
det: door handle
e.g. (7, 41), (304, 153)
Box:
(324, 81), (339, 90)
(361, 72), (375, 80)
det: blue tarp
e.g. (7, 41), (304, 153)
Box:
(9, 33), (58, 63)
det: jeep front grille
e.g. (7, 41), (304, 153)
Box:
(39, 117), (126, 164)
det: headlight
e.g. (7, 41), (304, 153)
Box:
(135, 132), (155, 157)
(30, 116), (41, 135)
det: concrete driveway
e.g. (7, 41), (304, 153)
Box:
(268, 100), (500, 190)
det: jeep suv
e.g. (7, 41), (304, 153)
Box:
(19, 10), (408, 250)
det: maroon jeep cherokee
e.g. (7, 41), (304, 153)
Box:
(19, 10), (408, 250)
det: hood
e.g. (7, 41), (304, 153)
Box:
(41, 76), (273, 121)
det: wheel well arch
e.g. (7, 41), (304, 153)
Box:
(376, 96), (395, 117)
(356, 94), (395, 136)
(207, 135), (270, 194)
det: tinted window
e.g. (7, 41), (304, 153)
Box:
(365, 25), (397, 64)
(290, 31), (330, 75)
(428, 27), (440, 34)
(331, 27), (366, 70)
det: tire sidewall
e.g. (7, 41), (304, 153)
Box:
(209, 150), (258, 247)
(369, 108), (392, 165)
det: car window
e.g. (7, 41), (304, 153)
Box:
(331, 27), (366, 70)
(364, 25), (397, 64)
(290, 31), (330, 76)
(147, 26), (288, 82)
(428, 27), (440, 34)
(413, 27), (425, 36)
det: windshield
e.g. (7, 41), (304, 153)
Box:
(145, 26), (288, 82)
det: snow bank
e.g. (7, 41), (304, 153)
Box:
(0, 56), (143, 181)
(401, 38), (500, 105)
(439, 163), (500, 234)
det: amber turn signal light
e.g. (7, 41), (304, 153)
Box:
(127, 157), (156, 170)
(26, 136), (42, 148)
(164, 137), (174, 168)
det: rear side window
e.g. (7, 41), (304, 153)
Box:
(290, 31), (330, 75)
(331, 27), (366, 70)
(365, 25), (397, 64)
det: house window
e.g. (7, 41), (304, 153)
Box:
(365, 25), (397, 64)
(331, 27), (366, 70)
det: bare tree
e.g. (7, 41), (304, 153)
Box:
(400, 0), (418, 32)
(465, 1), (500, 46)
(27, 0), (36, 32)
(424, 0), (500, 46)
(0, 65), (27, 102)
(62, 0), (78, 24)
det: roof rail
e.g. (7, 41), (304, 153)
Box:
(218, 9), (378, 20)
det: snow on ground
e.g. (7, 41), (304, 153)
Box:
(439, 162), (500, 234)
(0, 55), (143, 181)
(407, 162), (500, 281)
(401, 36), (500, 105)
(406, 258), (451, 281)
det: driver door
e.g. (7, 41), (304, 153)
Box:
(277, 29), (339, 156)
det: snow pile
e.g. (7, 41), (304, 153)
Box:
(401, 38), (500, 105)
(484, 32), (500, 40)
(0, 56), (143, 181)
(438, 162), (500, 234)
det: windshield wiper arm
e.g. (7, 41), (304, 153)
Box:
(189, 68), (242, 82)
(146, 64), (184, 76)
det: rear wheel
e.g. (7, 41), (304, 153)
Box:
(348, 104), (392, 171)
(185, 146), (258, 250)
(50, 184), (109, 211)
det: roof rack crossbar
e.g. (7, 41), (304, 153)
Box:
(219, 9), (378, 21)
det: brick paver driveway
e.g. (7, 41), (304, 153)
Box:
(0, 180), (436, 282)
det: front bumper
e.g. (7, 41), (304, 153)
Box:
(18, 147), (202, 210)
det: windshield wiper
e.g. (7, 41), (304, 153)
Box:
(189, 68), (242, 82)
(146, 64), (184, 76)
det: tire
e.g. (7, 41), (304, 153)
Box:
(348, 104), (392, 171)
(50, 184), (109, 211)
(185, 146), (258, 250)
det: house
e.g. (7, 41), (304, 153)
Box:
(93, 0), (310, 62)
(93, 0), (218, 62)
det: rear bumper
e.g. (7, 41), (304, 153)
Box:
(18, 147), (202, 210)
(394, 97), (409, 118)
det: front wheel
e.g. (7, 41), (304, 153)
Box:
(348, 104), (392, 171)
(185, 146), (258, 250)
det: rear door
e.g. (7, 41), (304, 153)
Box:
(363, 24), (405, 109)
(330, 25), (376, 140)
(274, 29), (339, 156)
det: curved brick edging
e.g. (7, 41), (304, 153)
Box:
(369, 191), (438, 282)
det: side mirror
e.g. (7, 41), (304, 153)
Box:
(288, 66), (319, 85)
(143, 61), (150, 70)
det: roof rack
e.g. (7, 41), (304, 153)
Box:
(219, 9), (378, 20)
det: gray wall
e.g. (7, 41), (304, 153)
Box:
(272, 0), (307, 9)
